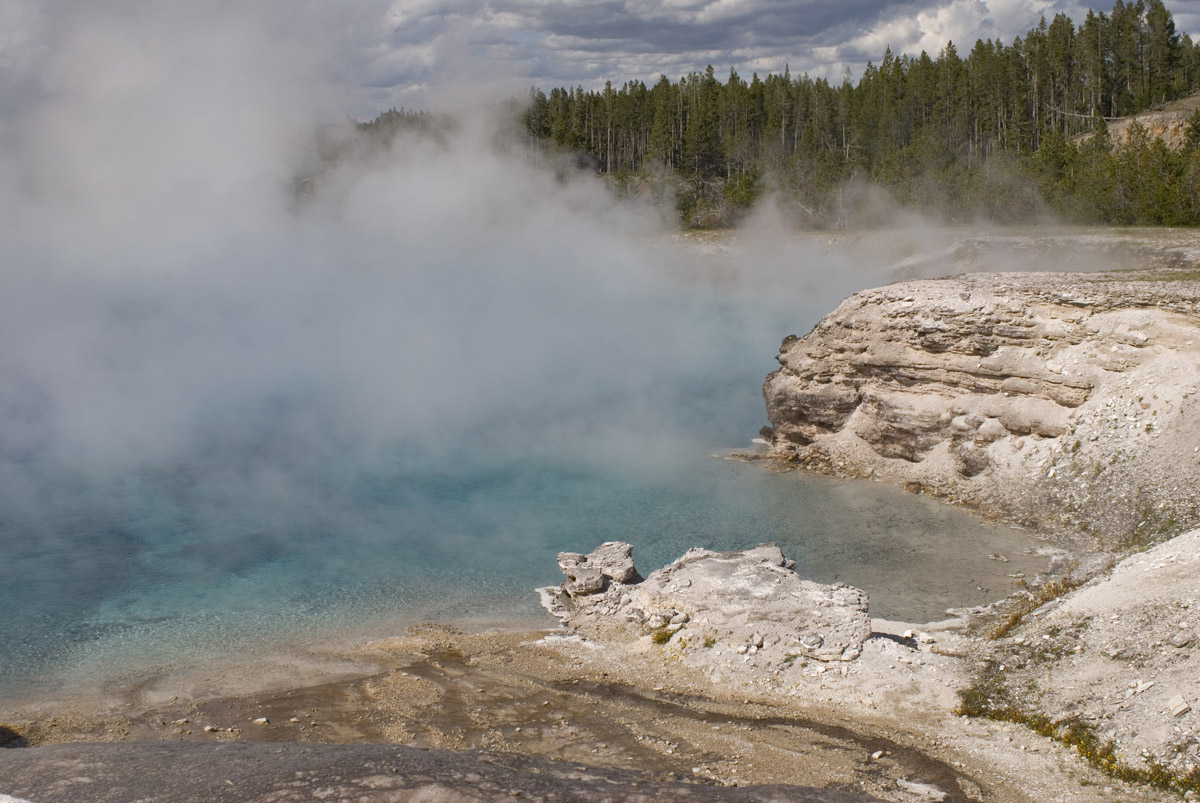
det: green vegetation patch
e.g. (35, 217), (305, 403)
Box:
(650, 627), (674, 645)
(989, 575), (1083, 640)
(957, 683), (1200, 795)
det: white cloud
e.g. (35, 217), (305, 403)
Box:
(357, 0), (1200, 111)
(848, 0), (991, 59)
(5, 0), (1197, 120)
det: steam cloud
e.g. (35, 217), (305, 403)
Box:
(3, 4), (645, 471)
(0, 2), (1121, 685)
(0, 1), (811, 636)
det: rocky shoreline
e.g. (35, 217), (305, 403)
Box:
(4, 532), (1182, 802)
(5, 265), (1200, 801)
(753, 264), (1200, 793)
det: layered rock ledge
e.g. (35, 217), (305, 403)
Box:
(762, 268), (1200, 546)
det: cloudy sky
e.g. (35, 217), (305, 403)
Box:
(2, 0), (1200, 120)
(349, 0), (1200, 115)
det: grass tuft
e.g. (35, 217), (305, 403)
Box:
(989, 576), (1082, 640)
(958, 673), (1200, 794)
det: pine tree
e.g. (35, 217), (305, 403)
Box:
(510, 0), (1200, 227)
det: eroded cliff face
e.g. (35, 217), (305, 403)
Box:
(763, 269), (1200, 545)
(1105, 109), (1192, 149)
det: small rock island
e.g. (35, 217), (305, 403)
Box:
(540, 541), (872, 664)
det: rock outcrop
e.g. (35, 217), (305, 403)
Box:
(540, 542), (872, 665)
(556, 540), (642, 595)
(762, 269), (1200, 545)
(1095, 105), (1195, 150)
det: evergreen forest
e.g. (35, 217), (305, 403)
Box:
(367, 0), (1200, 228)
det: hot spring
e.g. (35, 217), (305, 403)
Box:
(0, 214), (1056, 703)
(0, 61), (1064, 702)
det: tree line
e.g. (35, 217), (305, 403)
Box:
(505, 0), (1200, 226)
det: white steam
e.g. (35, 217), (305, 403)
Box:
(0, 0), (1132, 576)
(0, 3), (1146, 699)
(0, 1), (766, 503)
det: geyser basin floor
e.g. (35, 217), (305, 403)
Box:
(4, 623), (1163, 803)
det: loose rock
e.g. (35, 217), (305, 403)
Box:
(895, 778), (947, 800)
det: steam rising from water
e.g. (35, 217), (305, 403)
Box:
(0, 1), (1120, 483)
(0, 2), (1071, 697)
(0, 3), (768, 687)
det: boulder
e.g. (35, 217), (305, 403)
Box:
(562, 566), (605, 596)
(555, 541), (642, 597)
(585, 540), (642, 584)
